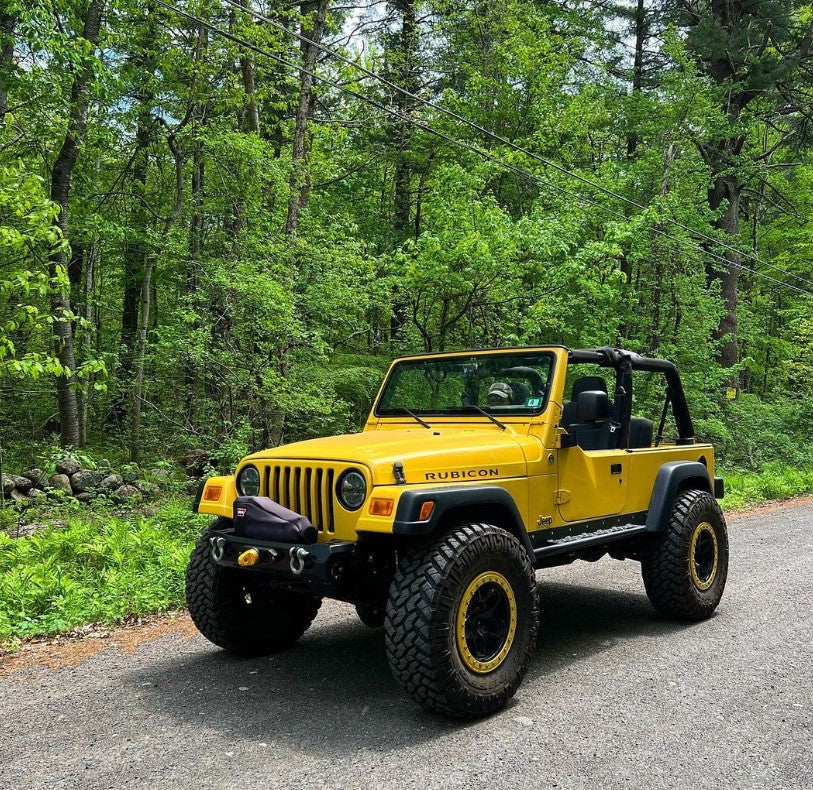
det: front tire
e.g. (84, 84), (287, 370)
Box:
(641, 490), (729, 621)
(186, 520), (322, 654)
(385, 524), (538, 719)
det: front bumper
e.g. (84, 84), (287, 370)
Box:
(208, 528), (355, 587)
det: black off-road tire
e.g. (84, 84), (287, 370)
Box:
(356, 603), (386, 628)
(186, 520), (322, 654)
(641, 489), (729, 621)
(385, 523), (538, 719)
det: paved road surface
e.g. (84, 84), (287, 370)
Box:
(1, 501), (811, 790)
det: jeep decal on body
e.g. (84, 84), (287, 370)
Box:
(424, 468), (500, 481)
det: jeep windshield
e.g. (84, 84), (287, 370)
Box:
(375, 351), (555, 418)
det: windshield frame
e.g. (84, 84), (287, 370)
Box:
(373, 349), (558, 420)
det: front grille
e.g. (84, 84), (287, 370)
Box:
(263, 463), (336, 533)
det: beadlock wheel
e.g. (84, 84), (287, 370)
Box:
(455, 571), (517, 673)
(689, 521), (718, 591)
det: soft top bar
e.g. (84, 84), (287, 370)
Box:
(569, 347), (695, 442)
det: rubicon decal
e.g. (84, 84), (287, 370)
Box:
(425, 468), (500, 481)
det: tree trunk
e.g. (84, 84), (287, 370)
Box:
(240, 56), (260, 134)
(130, 134), (184, 462)
(129, 257), (154, 464)
(48, 0), (107, 448)
(78, 245), (96, 445)
(389, 0), (418, 348)
(230, 0), (260, 134)
(626, 0), (645, 159)
(0, 11), (16, 122)
(285, 0), (330, 239)
(706, 168), (741, 370)
(119, 104), (151, 378)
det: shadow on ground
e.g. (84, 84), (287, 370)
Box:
(131, 580), (687, 755)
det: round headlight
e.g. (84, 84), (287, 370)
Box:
(337, 469), (366, 510)
(236, 465), (260, 497)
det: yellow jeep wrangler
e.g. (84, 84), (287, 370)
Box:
(188, 346), (727, 718)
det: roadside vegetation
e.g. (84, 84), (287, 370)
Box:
(0, 496), (206, 649)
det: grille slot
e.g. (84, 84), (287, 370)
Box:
(262, 463), (336, 533)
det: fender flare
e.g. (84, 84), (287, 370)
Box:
(392, 485), (534, 556)
(645, 461), (713, 533)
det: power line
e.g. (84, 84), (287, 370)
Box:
(219, 0), (813, 292)
(154, 1), (813, 298)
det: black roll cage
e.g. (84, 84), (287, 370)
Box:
(568, 347), (695, 446)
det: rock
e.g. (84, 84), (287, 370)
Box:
(49, 473), (73, 495)
(100, 474), (124, 491)
(149, 467), (172, 482)
(28, 488), (45, 499)
(112, 484), (142, 503)
(181, 449), (216, 477)
(75, 492), (95, 503)
(71, 470), (104, 494)
(21, 468), (47, 487)
(56, 458), (81, 476)
(122, 469), (140, 485)
(135, 480), (158, 497)
(1, 474), (15, 496)
(11, 475), (32, 494)
(97, 459), (112, 471)
(9, 489), (27, 503)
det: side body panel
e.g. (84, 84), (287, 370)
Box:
(556, 448), (629, 521)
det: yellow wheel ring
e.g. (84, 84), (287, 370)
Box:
(455, 571), (518, 674)
(689, 521), (718, 591)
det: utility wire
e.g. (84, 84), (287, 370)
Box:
(219, 0), (813, 291)
(154, 0), (813, 298)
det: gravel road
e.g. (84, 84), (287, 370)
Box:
(1, 500), (811, 790)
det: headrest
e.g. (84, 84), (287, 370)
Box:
(572, 375), (607, 399)
(577, 390), (610, 423)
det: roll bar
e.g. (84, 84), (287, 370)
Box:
(569, 347), (695, 443)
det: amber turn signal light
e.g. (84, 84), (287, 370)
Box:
(203, 485), (223, 501)
(238, 548), (260, 567)
(418, 500), (435, 521)
(369, 498), (394, 516)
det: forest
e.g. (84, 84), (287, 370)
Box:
(1, 0), (813, 476)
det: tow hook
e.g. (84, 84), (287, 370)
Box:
(289, 546), (310, 576)
(210, 535), (227, 562)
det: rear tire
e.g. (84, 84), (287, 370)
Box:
(385, 524), (538, 719)
(641, 490), (728, 621)
(186, 520), (322, 654)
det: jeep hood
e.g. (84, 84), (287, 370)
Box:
(245, 428), (539, 485)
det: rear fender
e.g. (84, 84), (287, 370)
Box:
(645, 461), (713, 533)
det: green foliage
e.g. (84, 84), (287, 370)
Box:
(0, 154), (66, 381)
(722, 465), (813, 512)
(0, 2), (811, 473)
(0, 498), (206, 646)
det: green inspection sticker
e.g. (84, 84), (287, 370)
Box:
(525, 397), (542, 408)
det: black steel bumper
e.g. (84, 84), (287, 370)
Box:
(208, 528), (355, 585)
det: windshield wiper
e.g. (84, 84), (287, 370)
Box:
(396, 407), (432, 429)
(463, 405), (506, 431)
